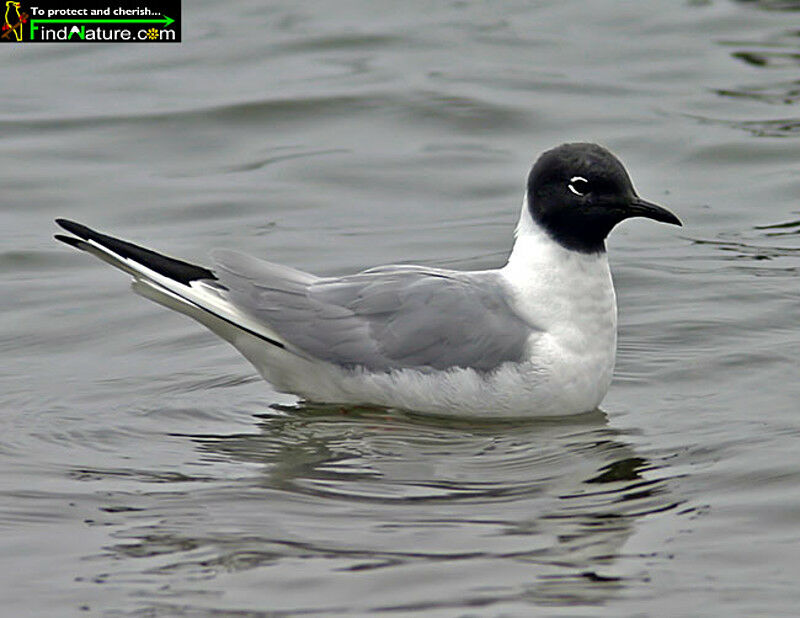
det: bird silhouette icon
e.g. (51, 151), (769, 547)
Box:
(3, 1), (22, 41)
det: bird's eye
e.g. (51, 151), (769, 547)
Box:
(568, 176), (590, 197)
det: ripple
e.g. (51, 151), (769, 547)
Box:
(720, 15), (800, 72)
(688, 113), (800, 138)
(0, 249), (77, 272)
(164, 147), (350, 179)
(273, 32), (408, 54)
(716, 80), (800, 105)
(733, 0), (800, 10)
(149, 372), (261, 395)
(690, 236), (800, 259)
(731, 49), (800, 69)
(67, 467), (217, 484)
(755, 218), (800, 235)
(733, 118), (800, 137)
(401, 89), (529, 133)
(0, 93), (377, 130)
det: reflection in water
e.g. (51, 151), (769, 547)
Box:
(83, 404), (679, 614)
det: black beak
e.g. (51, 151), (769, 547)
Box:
(625, 197), (682, 226)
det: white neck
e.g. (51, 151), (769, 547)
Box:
(504, 195), (610, 278)
(501, 195), (617, 344)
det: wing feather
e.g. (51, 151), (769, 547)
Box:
(212, 252), (534, 372)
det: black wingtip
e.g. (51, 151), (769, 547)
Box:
(55, 218), (93, 240)
(54, 233), (87, 249)
(53, 218), (217, 285)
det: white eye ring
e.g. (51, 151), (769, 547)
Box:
(568, 176), (589, 196)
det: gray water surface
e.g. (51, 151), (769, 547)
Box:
(3, 1), (800, 616)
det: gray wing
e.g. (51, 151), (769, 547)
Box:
(212, 250), (534, 372)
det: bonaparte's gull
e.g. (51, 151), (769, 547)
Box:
(55, 143), (681, 417)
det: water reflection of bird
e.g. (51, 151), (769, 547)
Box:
(179, 403), (676, 605)
(55, 144), (680, 417)
(3, 1), (21, 41)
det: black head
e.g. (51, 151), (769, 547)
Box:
(527, 143), (681, 254)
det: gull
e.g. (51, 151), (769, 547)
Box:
(55, 143), (681, 417)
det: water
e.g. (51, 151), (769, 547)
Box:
(2, 0), (800, 615)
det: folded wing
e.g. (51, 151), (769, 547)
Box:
(213, 250), (534, 372)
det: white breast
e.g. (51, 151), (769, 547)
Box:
(499, 200), (618, 414)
